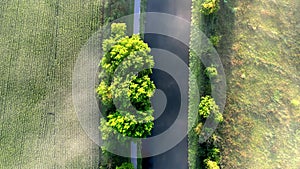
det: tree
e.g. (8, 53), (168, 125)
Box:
(97, 23), (155, 139)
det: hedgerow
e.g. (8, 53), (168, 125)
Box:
(188, 0), (222, 168)
(98, 23), (155, 168)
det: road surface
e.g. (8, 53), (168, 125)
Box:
(142, 0), (192, 169)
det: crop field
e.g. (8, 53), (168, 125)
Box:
(216, 0), (300, 168)
(0, 0), (104, 168)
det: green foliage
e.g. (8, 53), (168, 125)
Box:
(291, 99), (300, 107)
(204, 159), (220, 169)
(99, 119), (131, 169)
(97, 23), (155, 139)
(116, 162), (134, 169)
(194, 122), (203, 135)
(101, 34), (152, 77)
(107, 112), (153, 138)
(99, 148), (129, 169)
(103, 0), (134, 23)
(110, 75), (155, 120)
(208, 148), (221, 163)
(200, 0), (220, 15)
(195, 96), (222, 168)
(213, 112), (223, 123)
(99, 118), (114, 141)
(189, 0), (225, 168)
(96, 81), (112, 106)
(209, 35), (222, 47)
(128, 74), (156, 111)
(198, 96), (223, 123)
(205, 66), (218, 79)
(111, 23), (127, 39)
(104, 23), (127, 44)
(198, 96), (217, 119)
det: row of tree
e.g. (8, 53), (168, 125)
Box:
(97, 23), (155, 169)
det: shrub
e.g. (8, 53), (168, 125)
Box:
(291, 99), (300, 107)
(205, 66), (218, 79)
(200, 0), (220, 15)
(208, 147), (221, 163)
(204, 159), (220, 169)
(199, 96), (217, 118)
(116, 162), (134, 169)
(194, 122), (203, 135)
(198, 96), (223, 123)
(209, 35), (222, 47)
(213, 111), (223, 123)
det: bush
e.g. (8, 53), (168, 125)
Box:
(116, 162), (134, 169)
(194, 122), (203, 135)
(209, 35), (222, 47)
(205, 66), (218, 79)
(208, 147), (221, 163)
(204, 159), (220, 169)
(200, 0), (220, 15)
(198, 96), (223, 123)
(291, 99), (300, 107)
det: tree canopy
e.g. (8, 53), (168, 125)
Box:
(97, 23), (155, 139)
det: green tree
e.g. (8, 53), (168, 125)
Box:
(97, 23), (155, 139)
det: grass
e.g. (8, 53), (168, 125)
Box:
(215, 0), (300, 168)
(188, 0), (214, 168)
(0, 0), (103, 168)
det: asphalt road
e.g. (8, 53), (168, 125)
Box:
(142, 0), (192, 168)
